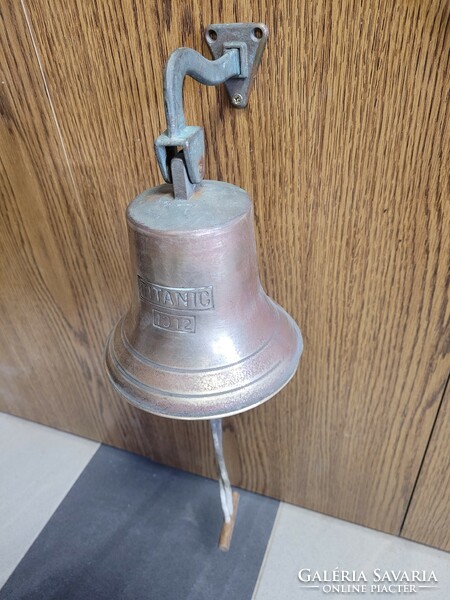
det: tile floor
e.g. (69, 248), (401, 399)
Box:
(0, 412), (448, 599)
(253, 504), (449, 599)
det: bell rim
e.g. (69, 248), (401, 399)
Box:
(104, 308), (303, 420)
(105, 358), (300, 420)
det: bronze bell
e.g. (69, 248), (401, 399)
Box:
(105, 23), (302, 421)
(105, 23), (302, 547)
(105, 176), (302, 419)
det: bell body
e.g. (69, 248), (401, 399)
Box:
(105, 180), (303, 419)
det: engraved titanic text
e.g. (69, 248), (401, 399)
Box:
(138, 276), (214, 311)
(153, 309), (196, 333)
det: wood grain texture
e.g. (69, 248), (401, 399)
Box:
(1, 0), (449, 541)
(401, 379), (450, 551)
(0, 0), (216, 471)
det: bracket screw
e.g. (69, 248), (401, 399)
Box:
(231, 93), (244, 106)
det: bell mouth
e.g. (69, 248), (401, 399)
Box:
(104, 302), (302, 420)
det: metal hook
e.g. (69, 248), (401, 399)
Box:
(154, 23), (268, 193)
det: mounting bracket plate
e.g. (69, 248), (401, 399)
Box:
(205, 23), (269, 108)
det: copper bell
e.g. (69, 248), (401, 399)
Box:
(105, 23), (303, 547)
(105, 175), (302, 419)
(105, 23), (302, 420)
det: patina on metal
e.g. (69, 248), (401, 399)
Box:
(154, 22), (269, 188)
(104, 23), (302, 548)
(205, 23), (269, 108)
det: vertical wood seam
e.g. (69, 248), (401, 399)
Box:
(399, 371), (450, 536)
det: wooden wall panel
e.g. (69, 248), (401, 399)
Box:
(0, 0), (215, 474)
(0, 0), (109, 438)
(1, 0), (449, 539)
(401, 380), (450, 551)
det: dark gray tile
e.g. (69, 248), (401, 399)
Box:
(0, 445), (278, 600)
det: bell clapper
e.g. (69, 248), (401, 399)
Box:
(210, 418), (239, 551)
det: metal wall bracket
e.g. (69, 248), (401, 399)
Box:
(154, 22), (268, 193)
(205, 23), (269, 108)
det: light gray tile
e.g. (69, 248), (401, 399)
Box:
(253, 502), (450, 600)
(0, 413), (99, 588)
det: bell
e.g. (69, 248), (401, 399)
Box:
(105, 177), (302, 419)
(105, 22), (302, 421)
(104, 22), (302, 549)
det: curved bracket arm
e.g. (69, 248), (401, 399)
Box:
(154, 23), (268, 190)
(154, 48), (240, 186)
(164, 48), (240, 137)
